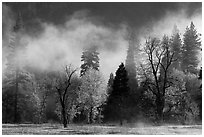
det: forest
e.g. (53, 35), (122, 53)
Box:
(2, 3), (202, 133)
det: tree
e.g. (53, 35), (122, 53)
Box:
(198, 67), (202, 119)
(55, 75), (81, 124)
(102, 73), (114, 121)
(80, 46), (99, 76)
(2, 72), (40, 123)
(164, 69), (199, 124)
(53, 65), (77, 128)
(31, 72), (54, 123)
(144, 37), (175, 122)
(125, 31), (138, 95)
(185, 72), (202, 121)
(170, 25), (182, 70)
(159, 35), (172, 77)
(106, 63), (130, 125)
(137, 77), (157, 122)
(107, 73), (114, 96)
(78, 69), (107, 124)
(3, 12), (32, 123)
(198, 67), (202, 80)
(181, 22), (201, 74)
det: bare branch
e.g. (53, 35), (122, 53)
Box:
(56, 87), (63, 105)
(62, 67), (77, 104)
(147, 85), (158, 96)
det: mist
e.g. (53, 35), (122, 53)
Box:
(139, 5), (202, 68)
(2, 3), (202, 81)
(145, 6), (202, 38)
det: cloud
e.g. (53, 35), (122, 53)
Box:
(21, 10), (128, 80)
(2, 4), (16, 71)
(137, 6), (202, 69)
(141, 6), (202, 39)
(2, 4), (15, 40)
(3, 3), (202, 81)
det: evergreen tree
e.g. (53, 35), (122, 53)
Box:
(170, 25), (182, 70)
(198, 67), (202, 119)
(3, 13), (32, 123)
(80, 46), (99, 76)
(107, 73), (114, 96)
(181, 22), (201, 74)
(102, 73), (114, 121)
(105, 63), (129, 125)
(125, 31), (138, 95)
(78, 46), (100, 122)
(171, 24), (179, 35)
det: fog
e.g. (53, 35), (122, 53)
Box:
(2, 3), (202, 81)
(147, 7), (202, 38)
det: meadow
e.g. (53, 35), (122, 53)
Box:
(2, 123), (202, 135)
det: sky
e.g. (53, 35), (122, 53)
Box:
(2, 2), (202, 81)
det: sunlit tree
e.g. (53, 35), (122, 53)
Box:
(79, 69), (107, 123)
(80, 46), (99, 76)
(181, 22), (201, 74)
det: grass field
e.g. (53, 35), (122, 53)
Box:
(2, 123), (202, 135)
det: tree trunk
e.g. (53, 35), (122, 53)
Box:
(97, 107), (102, 123)
(87, 111), (90, 124)
(87, 107), (93, 124)
(14, 68), (19, 123)
(90, 107), (93, 124)
(156, 96), (164, 123)
(120, 119), (123, 126)
(62, 107), (67, 128)
(5, 105), (8, 123)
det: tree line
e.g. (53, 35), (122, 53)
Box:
(2, 14), (202, 127)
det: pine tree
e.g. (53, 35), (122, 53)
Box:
(80, 46), (99, 76)
(125, 31), (138, 94)
(78, 46), (100, 122)
(102, 73), (114, 121)
(170, 25), (182, 70)
(181, 22), (201, 74)
(171, 24), (179, 36)
(107, 73), (114, 96)
(105, 63), (129, 125)
(3, 13), (31, 123)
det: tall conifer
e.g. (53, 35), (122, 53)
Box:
(181, 22), (201, 74)
(80, 46), (99, 76)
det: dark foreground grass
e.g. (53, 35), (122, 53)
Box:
(2, 123), (202, 135)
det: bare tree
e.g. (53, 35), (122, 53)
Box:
(143, 37), (175, 122)
(54, 65), (77, 128)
